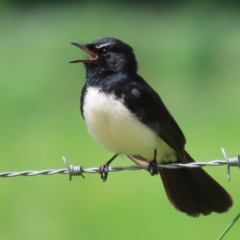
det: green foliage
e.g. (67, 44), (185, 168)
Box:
(0, 3), (240, 240)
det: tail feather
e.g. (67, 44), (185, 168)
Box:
(159, 151), (233, 217)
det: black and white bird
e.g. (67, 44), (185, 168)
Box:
(69, 37), (232, 217)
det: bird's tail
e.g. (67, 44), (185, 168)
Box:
(159, 151), (233, 217)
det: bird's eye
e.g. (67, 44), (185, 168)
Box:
(101, 47), (108, 55)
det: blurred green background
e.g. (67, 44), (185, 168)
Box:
(1, 1), (240, 240)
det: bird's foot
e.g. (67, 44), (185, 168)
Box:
(98, 154), (118, 182)
(148, 149), (158, 176)
(148, 159), (159, 176)
(99, 163), (109, 182)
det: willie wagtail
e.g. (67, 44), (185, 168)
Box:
(69, 37), (232, 217)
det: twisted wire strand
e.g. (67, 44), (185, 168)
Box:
(0, 148), (239, 180)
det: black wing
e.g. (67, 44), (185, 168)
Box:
(115, 74), (186, 161)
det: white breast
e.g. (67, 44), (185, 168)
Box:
(83, 87), (177, 162)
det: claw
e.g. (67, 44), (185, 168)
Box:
(99, 164), (109, 182)
(98, 154), (118, 182)
(148, 159), (159, 176)
(148, 149), (158, 176)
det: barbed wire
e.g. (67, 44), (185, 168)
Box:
(0, 148), (239, 181)
(1, 148), (239, 240)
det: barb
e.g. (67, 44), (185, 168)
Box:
(221, 148), (240, 181)
(0, 148), (239, 180)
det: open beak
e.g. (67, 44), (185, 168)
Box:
(69, 42), (98, 63)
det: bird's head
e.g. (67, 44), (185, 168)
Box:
(69, 37), (137, 75)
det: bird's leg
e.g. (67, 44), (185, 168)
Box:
(99, 154), (118, 182)
(148, 149), (159, 176)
